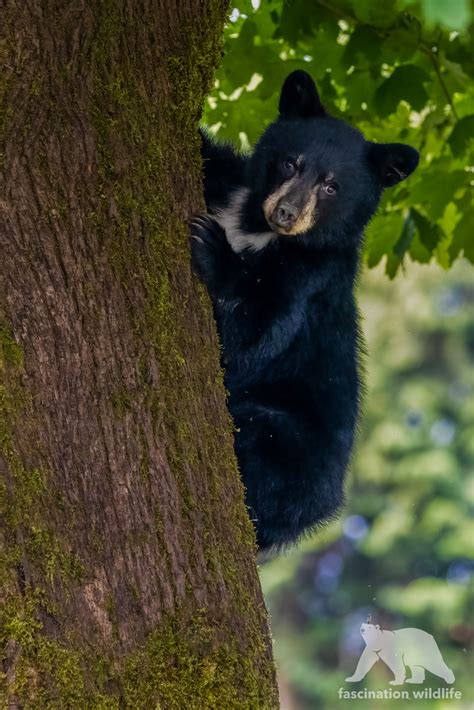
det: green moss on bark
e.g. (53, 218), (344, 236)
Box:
(1, 1), (278, 706)
(0, 322), (84, 589)
(122, 609), (276, 710)
(1, 588), (275, 709)
(89, 0), (251, 540)
(0, 325), (24, 368)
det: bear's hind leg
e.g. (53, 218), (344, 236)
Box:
(420, 641), (455, 684)
(444, 668), (455, 684)
(406, 666), (425, 684)
(233, 401), (346, 550)
(379, 649), (406, 685)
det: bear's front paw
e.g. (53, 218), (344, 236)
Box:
(189, 214), (231, 287)
(345, 676), (359, 683)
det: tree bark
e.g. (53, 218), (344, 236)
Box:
(0, 1), (278, 707)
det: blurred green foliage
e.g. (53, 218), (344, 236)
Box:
(260, 260), (474, 708)
(202, 0), (474, 278)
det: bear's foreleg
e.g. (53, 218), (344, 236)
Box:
(189, 215), (240, 298)
(345, 647), (379, 682)
(190, 215), (317, 369)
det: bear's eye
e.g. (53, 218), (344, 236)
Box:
(323, 182), (338, 196)
(282, 159), (296, 176)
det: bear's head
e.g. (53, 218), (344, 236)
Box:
(360, 623), (384, 650)
(242, 70), (419, 248)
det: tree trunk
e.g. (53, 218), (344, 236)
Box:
(0, 1), (278, 707)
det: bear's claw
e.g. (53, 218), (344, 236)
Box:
(189, 214), (231, 286)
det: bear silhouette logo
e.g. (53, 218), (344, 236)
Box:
(346, 619), (455, 686)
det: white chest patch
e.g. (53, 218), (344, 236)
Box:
(213, 188), (277, 254)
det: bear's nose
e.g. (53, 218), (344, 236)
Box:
(273, 201), (298, 228)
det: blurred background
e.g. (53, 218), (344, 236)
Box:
(202, 1), (474, 707)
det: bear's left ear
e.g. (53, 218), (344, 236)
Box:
(279, 70), (325, 119)
(367, 142), (419, 188)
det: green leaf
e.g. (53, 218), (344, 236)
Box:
(375, 65), (430, 117)
(352, 0), (398, 28)
(448, 115), (474, 156)
(343, 26), (381, 69)
(276, 0), (327, 44)
(420, 0), (472, 31)
(448, 213), (474, 263)
(393, 214), (415, 260)
(383, 14), (421, 62)
(409, 230), (432, 263)
(340, 70), (377, 117)
(443, 58), (471, 92)
(365, 211), (405, 268)
(410, 208), (442, 252)
(408, 165), (467, 220)
(385, 251), (401, 278)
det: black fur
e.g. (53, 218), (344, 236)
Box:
(200, 132), (247, 208)
(191, 71), (419, 551)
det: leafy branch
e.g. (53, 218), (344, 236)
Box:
(314, 0), (460, 123)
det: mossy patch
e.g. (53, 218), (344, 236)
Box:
(123, 609), (276, 710)
(0, 321), (86, 706)
(0, 333), (83, 589)
(1, 2), (277, 707)
(0, 588), (116, 708)
(0, 588), (276, 709)
(0, 324), (24, 369)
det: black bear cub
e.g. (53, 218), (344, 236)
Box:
(191, 71), (418, 552)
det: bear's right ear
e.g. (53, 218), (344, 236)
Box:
(279, 71), (325, 119)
